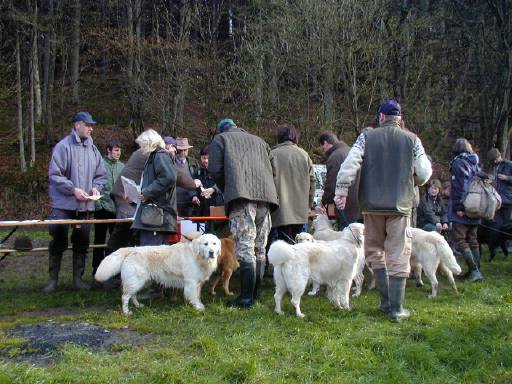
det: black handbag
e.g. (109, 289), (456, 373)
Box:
(140, 203), (164, 227)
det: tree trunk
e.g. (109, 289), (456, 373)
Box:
(70, 0), (81, 104)
(16, 32), (27, 173)
(29, 48), (36, 167)
(31, 0), (42, 124)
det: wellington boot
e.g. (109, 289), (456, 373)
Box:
(373, 268), (390, 313)
(72, 252), (90, 290)
(253, 260), (264, 301)
(228, 261), (256, 308)
(43, 253), (61, 293)
(388, 277), (410, 323)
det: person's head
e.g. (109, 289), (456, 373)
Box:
(452, 138), (473, 156)
(428, 179), (442, 197)
(217, 118), (236, 133)
(198, 145), (209, 168)
(377, 99), (401, 125)
(163, 136), (177, 157)
(135, 129), (165, 155)
(106, 139), (122, 161)
(276, 124), (299, 144)
(176, 137), (193, 160)
(318, 132), (339, 153)
(487, 148), (502, 165)
(73, 112), (96, 139)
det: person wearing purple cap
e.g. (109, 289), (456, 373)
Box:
(44, 112), (107, 292)
(334, 100), (432, 322)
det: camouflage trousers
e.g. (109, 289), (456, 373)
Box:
(229, 200), (272, 265)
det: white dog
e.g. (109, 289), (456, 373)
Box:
(294, 232), (315, 243)
(308, 219), (367, 297)
(268, 223), (364, 318)
(410, 227), (462, 298)
(95, 233), (221, 314)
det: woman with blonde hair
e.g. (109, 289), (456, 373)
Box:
(131, 129), (177, 245)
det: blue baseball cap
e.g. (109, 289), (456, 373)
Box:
(378, 100), (401, 116)
(217, 118), (236, 132)
(73, 111), (96, 124)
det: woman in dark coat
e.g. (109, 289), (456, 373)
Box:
(448, 138), (483, 281)
(131, 129), (177, 246)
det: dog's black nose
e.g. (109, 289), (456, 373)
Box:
(209, 251), (215, 259)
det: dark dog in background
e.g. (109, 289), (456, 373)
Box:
(477, 220), (511, 261)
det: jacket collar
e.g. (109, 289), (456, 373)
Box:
(272, 140), (296, 150)
(324, 142), (344, 159)
(71, 128), (92, 146)
(379, 116), (402, 129)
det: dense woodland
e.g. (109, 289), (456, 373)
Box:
(0, 0), (511, 218)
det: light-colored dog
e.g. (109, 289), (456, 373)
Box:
(95, 233), (221, 314)
(294, 232), (315, 243)
(268, 223), (364, 318)
(308, 219), (367, 297)
(410, 227), (462, 298)
(312, 214), (343, 241)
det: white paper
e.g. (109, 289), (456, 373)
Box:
(121, 176), (141, 204)
(85, 194), (102, 201)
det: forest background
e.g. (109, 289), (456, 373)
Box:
(1, 0), (512, 219)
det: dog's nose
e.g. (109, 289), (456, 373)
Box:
(209, 251), (215, 259)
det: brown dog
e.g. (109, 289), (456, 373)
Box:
(209, 238), (239, 296)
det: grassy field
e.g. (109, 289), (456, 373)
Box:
(0, 240), (511, 383)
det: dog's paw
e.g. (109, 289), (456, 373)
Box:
(226, 291), (235, 296)
(307, 290), (317, 296)
(135, 303), (144, 308)
(416, 282), (424, 287)
(195, 304), (205, 311)
(427, 294), (436, 299)
(297, 313), (306, 319)
(209, 289), (216, 296)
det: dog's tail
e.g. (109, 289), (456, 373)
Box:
(433, 232), (462, 275)
(268, 240), (295, 266)
(94, 247), (131, 282)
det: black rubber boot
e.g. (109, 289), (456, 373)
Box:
(72, 252), (90, 290)
(43, 253), (62, 293)
(228, 261), (256, 308)
(253, 260), (265, 301)
(462, 249), (483, 282)
(388, 277), (410, 323)
(373, 268), (390, 313)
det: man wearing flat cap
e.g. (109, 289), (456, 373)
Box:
(209, 118), (279, 308)
(45, 112), (107, 293)
(488, 148), (512, 228)
(334, 100), (432, 322)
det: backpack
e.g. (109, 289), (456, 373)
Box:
(462, 174), (502, 220)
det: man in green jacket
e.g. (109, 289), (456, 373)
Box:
(209, 118), (279, 308)
(92, 139), (124, 281)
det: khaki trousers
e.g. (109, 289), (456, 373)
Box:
(364, 214), (412, 278)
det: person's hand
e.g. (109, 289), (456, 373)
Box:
(192, 196), (201, 206)
(442, 223), (449, 230)
(91, 187), (100, 197)
(334, 195), (346, 210)
(138, 193), (146, 202)
(194, 179), (202, 188)
(201, 188), (215, 199)
(497, 173), (508, 180)
(73, 188), (89, 201)
(436, 222), (442, 231)
(315, 205), (327, 215)
(456, 210), (464, 217)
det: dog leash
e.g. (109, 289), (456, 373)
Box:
(339, 209), (361, 247)
(279, 231), (297, 244)
(478, 222), (512, 237)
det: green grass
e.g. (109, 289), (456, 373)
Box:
(0, 250), (511, 383)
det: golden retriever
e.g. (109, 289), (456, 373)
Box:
(95, 233), (221, 314)
(268, 223), (364, 318)
(209, 238), (240, 296)
(410, 227), (462, 298)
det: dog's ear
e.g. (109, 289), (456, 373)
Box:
(191, 237), (201, 255)
(295, 234), (300, 242)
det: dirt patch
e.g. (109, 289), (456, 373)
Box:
(3, 321), (155, 366)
